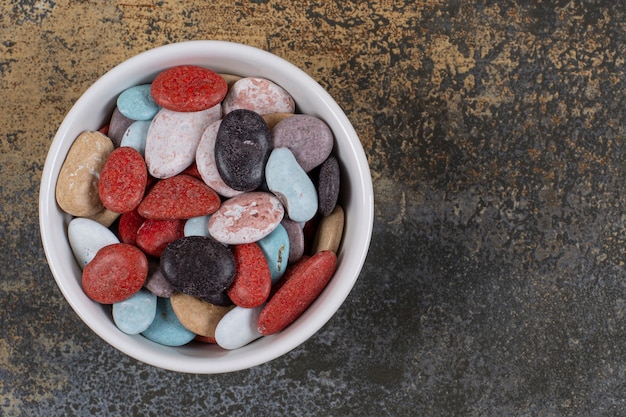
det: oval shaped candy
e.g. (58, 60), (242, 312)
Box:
(222, 77), (295, 115)
(170, 292), (233, 337)
(56, 131), (114, 217)
(265, 147), (318, 223)
(214, 109), (271, 192)
(118, 209), (146, 246)
(312, 205), (344, 254)
(184, 215), (211, 237)
(82, 243), (149, 304)
(144, 260), (176, 298)
(112, 289), (157, 334)
(68, 217), (120, 269)
(208, 192), (284, 245)
(281, 218), (305, 264)
(120, 120), (150, 157)
(98, 146), (147, 213)
(215, 305), (265, 350)
(141, 297), (196, 347)
(271, 114), (334, 172)
(150, 65), (228, 112)
(116, 84), (160, 121)
(316, 155), (341, 216)
(160, 236), (236, 304)
(107, 107), (134, 148)
(196, 120), (242, 198)
(227, 243), (272, 308)
(257, 223), (290, 284)
(135, 218), (185, 257)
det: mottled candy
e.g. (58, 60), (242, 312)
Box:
(117, 84), (160, 121)
(108, 107), (134, 147)
(144, 260), (176, 297)
(196, 120), (242, 198)
(281, 218), (305, 264)
(56, 131), (114, 217)
(265, 147), (318, 223)
(170, 292), (234, 337)
(227, 243), (272, 308)
(184, 215), (211, 237)
(150, 65), (228, 112)
(98, 146), (147, 213)
(214, 109), (271, 192)
(145, 106), (221, 179)
(82, 243), (149, 304)
(257, 251), (337, 335)
(215, 305), (264, 350)
(271, 114), (334, 172)
(222, 77), (295, 115)
(258, 224), (290, 283)
(68, 217), (120, 269)
(112, 289), (157, 334)
(120, 120), (150, 157)
(135, 218), (185, 257)
(138, 174), (221, 220)
(316, 155), (341, 216)
(160, 236), (236, 303)
(118, 209), (146, 246)
(208, 192), (284, 245)
(312, 205), (344, 254)
(141, 297), (196, 347)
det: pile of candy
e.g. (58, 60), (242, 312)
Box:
(55, 65), (345, 350)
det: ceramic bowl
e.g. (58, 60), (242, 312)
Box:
(39, 40), (373, 373)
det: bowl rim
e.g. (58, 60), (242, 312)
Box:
(39, 40), (374, 373)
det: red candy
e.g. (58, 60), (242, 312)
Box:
(118, 209), (146, 246)
(82, 243), (148, 304)
(227, 243), (272, 308)
(98, 147), (147, 213)
(137, 174), (221, 220)
(257, 250), (337, 336)
(150, 65), (228, 112)
(135, 218), (185, 257)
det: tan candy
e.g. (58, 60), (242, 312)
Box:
(87, 208), (121, 228)
(262, 112), (294, 129)
(56, 131), (114, 217)
(312, 205), (344, 254)
(170, 292), (234, 337)
(219, 73), (242, 88)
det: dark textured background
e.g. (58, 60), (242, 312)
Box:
(3, 1), (626, 415)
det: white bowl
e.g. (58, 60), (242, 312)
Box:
(39, 40), (374, 374)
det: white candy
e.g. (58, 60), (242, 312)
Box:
(215, 305), (264, 350)
(68, 217), (119, 268)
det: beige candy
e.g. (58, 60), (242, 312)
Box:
(87, 207), (121, 228)
(170, 292), (234, 337)
(312, 205), (344, 254)
(219, 73), (242, 88)
(56, 131), (114, 217)
(263, 112), (294, 130)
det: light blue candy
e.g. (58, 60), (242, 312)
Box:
(116, 84), (160, 121)
(141, 297), (196, 346)
(121, 120), (151, 157)
(215, 305), (264, 350)
(184, 215), (211, 237)
(265, 147), (318, 223)
(258, 223), (290, 283)
(68, 217), (119, 269)
(112, 289), (157, 335)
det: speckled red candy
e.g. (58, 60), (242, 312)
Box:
(150, 65), (228, 112)
(257, 250), (337, 336)
(117, 209), (146, 246)
(227, 243), (272, 308)
(82, 243), (148, 304)
(135, 218), (185, 257)
(98, 147), (148, 213)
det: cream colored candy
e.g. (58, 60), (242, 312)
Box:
(170, 292), (234, 337)
(262, 112), (294, 130)
(219, 73), (242, 88)
(56, 131), (114, 217)
(87, 207), (121, 227)
(312, 205), (344, 254)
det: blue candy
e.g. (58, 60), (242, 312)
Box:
(215, 305), (264, 350)
(116, 84), (160, 121)
(141, 297), (196, 346)
(112, 289), (157, 335)
(120, 120), (151, 157)
(184, 215), (211, 237)
(258, 223), (290, 283)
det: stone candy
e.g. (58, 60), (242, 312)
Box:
(170, 292), (233, 337)
(257, 223), (290, 284)
(215, 305), (264, 350)
(281, 218), (305, 264)
(68, 217), (120, 269)
(184, 215), (211, 237)
(265, 147), (318, 223)
(141, 297), (196, 347)
(145, 106), (220, 179)
(120, 120), (150, 157)
(257, 251), (337, 336)
(98, 146), (147, 213)
(227, 243), (272, 308)
(316, 155), (340, 216)
(137, 174), (221, 220)
(215, 109), (271, 192)
(196, 120), (243, 198)
(82, 243), (149, 304)
(56, 131), (114, 217)
(222, 77), (295, 115)
(144, 260), (176, 297)
(135, 218), (185, 257)
(150, 65), (228, 113)
(112, 289), (157, 334)
(118, 209), (146, 246)
(208, 192), (284, 245)
(116, 84), (160, 121)
(262, 112), (293, 129)
(271, 114), (334, 172)
(312, 205), (344, 254)
(107, 107), (134, 148)
(160, 236), (236, 304)
(87, 207), (120, 228)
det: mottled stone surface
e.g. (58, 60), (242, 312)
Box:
(3, 1), (626, 416)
